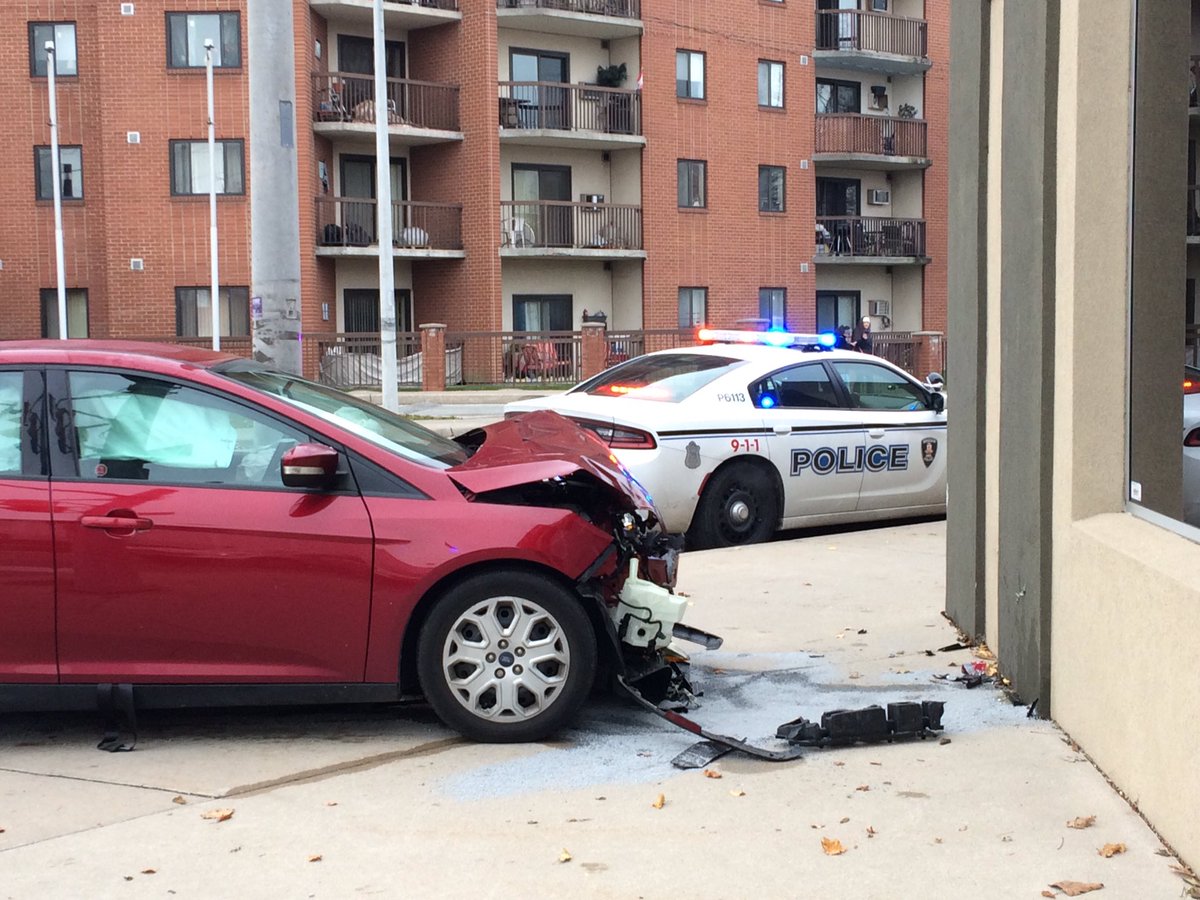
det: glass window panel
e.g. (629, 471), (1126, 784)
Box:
(35, 147), (83, 201)
(759, 61), (783, 107)
(678, 288), (707, 327)
(832, 361), (927, 411)
(0, 373), (21, 475)
(759, 166), (785, 212)
(41, 288), (89, 339)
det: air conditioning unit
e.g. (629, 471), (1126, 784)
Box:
(869, 299), (891, 318)
(580, 193), (604, 206)
(867, 189), (891, 205)
(130, 258), (144, 271)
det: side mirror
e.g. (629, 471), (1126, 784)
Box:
(281, 442), (340, 489)
(929, 391), (945, 413)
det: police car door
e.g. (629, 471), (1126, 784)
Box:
(753, 361), (865, 517)
(829, 358), (946, 511)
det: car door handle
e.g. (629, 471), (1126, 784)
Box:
(81, 515), (154, 531)
(773, 425), (791, 435)
(868, 429), (885, 439)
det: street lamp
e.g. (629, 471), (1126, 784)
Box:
(205, 38), (221, 350)
(374, 0), (398, 411)
(46, 41), (68, 340)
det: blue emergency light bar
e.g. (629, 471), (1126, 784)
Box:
(696, 328), (839, 350)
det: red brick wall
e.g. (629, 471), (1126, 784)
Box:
(641, 1), (815, 330)
(922, 0), (950, 334)
(1, 1), (251, 341)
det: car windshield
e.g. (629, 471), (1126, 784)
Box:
(574, 353), (742, 402)
(217, 364), (469, 468)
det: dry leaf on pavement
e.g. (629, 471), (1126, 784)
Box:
(558, 849), (572, 863)
(866, 826), (877, 838)
(1050, 881), (1105, 896)
(307, 855), (323, 863)
(200, 809), (234, 823)
(1098, 843), (1126, 858)
(839, 817), (850, 824)
(729, 789), (746, 798)
(140, 869), (156, 875)
(702, 769), (722, 779)
(855, 784), (870, 792)
(821, 837), (847, 856)
(1042, 892), (1056, 898)
(651, 794), (665, 809)
(171, 796), (187, 805)
(1067, 815), (1097, 829)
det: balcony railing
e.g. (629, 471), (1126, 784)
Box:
(816, 216), (926, 259)
(498, 81), (641, 135)
(1191, 56), (1200, 108)
(815, 113), (927, 158)
(311, 72), (460, 132)
(815, 10), (928, 58)
(500, 200), (642, 250)
(495, 0), (640, 18)
(316, 197), (464, 250)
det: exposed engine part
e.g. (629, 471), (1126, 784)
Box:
(614, 560), (688, 650)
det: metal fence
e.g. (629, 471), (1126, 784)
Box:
(311, 72), (460, 132)
(498, 81), (641, 135)
(815, 113), (927, 158)
(815, 9), (928, 57)
(315, 197), (463, 250)
(500, 200), (642, 250)
(496, 0), (640, 17)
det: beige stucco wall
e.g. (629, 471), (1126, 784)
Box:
(812, 65), (924, 118)
(500, 259), (639, 331)
(332, 257), (413, 331)
(499, 147), (612, 200)
(497, 30), (610, 83)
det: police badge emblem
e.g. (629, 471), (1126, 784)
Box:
(684, 441), (701, 469)
(921, 437), (938, 468)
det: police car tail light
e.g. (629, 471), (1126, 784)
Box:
(1185, 377), (1200, 395)
(1185, 427), (1200, 448)
(572, 418), (657, 450)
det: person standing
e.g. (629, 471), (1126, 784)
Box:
(852, 315), (873, 354)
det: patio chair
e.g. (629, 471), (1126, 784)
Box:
(501, 217), (535, 248)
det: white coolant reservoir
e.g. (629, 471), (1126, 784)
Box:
(614, 559), (688, 650)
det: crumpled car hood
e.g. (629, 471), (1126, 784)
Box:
(447, 410), (655, 511)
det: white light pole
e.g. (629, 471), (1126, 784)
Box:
(46, 41), (68, 340)
(374, 0), (398, 411)
(205, 38), (221, 350)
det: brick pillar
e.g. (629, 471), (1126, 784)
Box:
(420, 323), (447, 392)
(912, 331), (945, 380)
(581, 323), (608, 380)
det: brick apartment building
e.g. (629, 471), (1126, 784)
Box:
(2, 0), (948, 384)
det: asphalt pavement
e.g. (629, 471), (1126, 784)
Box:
(0, 522), (1189, 899)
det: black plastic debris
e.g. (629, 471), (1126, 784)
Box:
(775, 701), (945, 747)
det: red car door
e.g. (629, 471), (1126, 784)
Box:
(49, 368), (375, 684)
(0, 368), (57, 682)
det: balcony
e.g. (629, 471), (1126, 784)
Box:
(498, 82), (643, 149)
(1189, 185), (1200, 242)
(815, 216), (927, 264)
(495, 0), (642, 39)
(500, 200), (644, 257)
(814, 114), (930, 169)
(315, 197), (464, 257)
(814, 10), (930, 75)
(312, 73), (462, 146)
(309, 0), (460, 31)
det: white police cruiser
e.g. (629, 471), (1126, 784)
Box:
(504, 329), (947, 548)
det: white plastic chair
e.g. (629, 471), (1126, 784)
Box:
(502, 217), (535, 248)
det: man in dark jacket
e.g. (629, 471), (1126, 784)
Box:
(852, 316), (873, 354)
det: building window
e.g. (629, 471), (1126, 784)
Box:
(40, 288), (88, 338)
(678, 160), (707, 208)
(166, 12), (241, 68)
(176, 287), (250, 338)
(758, 60), (784, 108)
(35, 146), (83, 201)
(676, 50), (705, 100)
(759, 288), (786, 329)
(759, 165), (786, 212)
(170, 140), (245, 195)
(817, 77), (861, 114)
(678, 288), (707, 328)
(513, 294), (572, 331)
(29, 23), (77, 77)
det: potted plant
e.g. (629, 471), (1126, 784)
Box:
(896, 102), (918, 118)
(594, 63), (632, 134)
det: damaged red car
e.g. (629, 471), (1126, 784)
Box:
(0, 341), (689, 742)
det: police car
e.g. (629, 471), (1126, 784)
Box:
(504, 329), (947, 548)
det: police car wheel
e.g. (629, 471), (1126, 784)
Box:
(689, 463), (779, 549)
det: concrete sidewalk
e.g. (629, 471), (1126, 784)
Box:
(0, 522), (1188, 898)
(356, 388), (557, 436)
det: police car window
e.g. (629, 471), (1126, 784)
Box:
(0, 373), (22, 475)
(753, 363), (841, 410)
(579, 354), (742, 402)
(831, 361), (927, 411)
(68, 370), (305, 486)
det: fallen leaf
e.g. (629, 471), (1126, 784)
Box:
(651, 794), (665, 809)
(326, 801), (338, 807)
(866, 826), (876, 838)
(855, 784), (870, 792)
(123, 876), (133, 882)
(1098, 843), (1126, 858)
(1067, 816), (1097, 830)
(848, 672), (862, 680)
(834, 761), (845, 767)
(140, 869), (156, 875)
(975, 645), (996, 660)
(1042, 892), (1056, 898)
(200, 809), (234, 823)
(729, 789), (746, 798)
(839, 817), (850, 824)
(1049, 882), (1104, 896)
(702, 769), (722, 779)
(821, 837), (847, 856)
(171, 796), (187, 805)
(558, 849), (572, 863)
(869, 761), (882, 766)
(940, 738), (952, 745)
(307, 855), (323, 863)
(893, 667), (912, 674)
(934, 837), (943, 844)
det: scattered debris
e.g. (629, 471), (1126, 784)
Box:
(702, 769), (722, 779)
(1098, 844), (1126, 858)
(326, 802), (338, 807)
(821, 837), (847, 856)
(937, 642), (971, 653)
(729, 789), (745, 798)
(857, 629), (868, 635)
(651, 794), (665, 809)
(855, 785), (870, 792)
(171, 796), (187, 806)
(140, 869), (156, 875)
(200, 809), (234, 823)
(307, 855), (323, 863)
(1067, 816), (1097, 830)
(839, 817), (850, 824)
(558, 849), (573, 864)
(1043, 892), (1056, 898)
(671, 740), (732, 769)
(1049, 881), (1104, 896)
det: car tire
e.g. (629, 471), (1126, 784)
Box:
(688, 463), (780, 549)
(416, 570), (596, 743)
